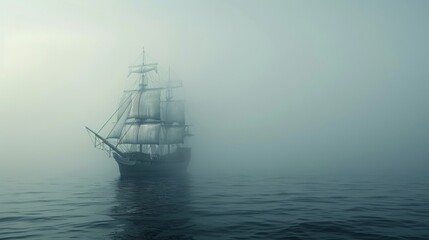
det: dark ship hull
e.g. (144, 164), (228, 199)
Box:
(112, 147), (191, 177)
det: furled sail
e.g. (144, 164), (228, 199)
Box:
(161, 101), (185, 124)
(119, 123), (185, 144)
(128, 64), (158, 75)
(128, 90), (161, 120)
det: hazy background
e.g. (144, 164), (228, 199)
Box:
(1, 0), (428, 179)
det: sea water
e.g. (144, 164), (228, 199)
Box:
(1, 173), (428, 239)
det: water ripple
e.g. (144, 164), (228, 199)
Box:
(0, 176), (428, 239)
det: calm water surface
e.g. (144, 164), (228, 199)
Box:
(1, 173), (428, 239)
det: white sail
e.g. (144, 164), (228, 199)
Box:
(119, 123), (185, 144)
(120, 123), (161, 144)
(161, 101), (185, 124)
(128, 90), (161, 120)
(119, 124), (140, 144)
(160, 126), (186, 144)
(138, 124), (161, 144)
(117, 92), (132, 120)
(107, 103), (131, 139)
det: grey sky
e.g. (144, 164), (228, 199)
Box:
(1, 0), (428, 178)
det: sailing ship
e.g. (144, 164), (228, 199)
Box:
(86, 50), (191, 177)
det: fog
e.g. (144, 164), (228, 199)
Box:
(1, 0), (428, 179)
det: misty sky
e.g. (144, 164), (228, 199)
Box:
(1, 0), (428, 178)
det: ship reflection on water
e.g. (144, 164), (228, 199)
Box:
(110, 175), (193, 240)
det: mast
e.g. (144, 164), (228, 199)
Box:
(140, 47), (145, 152)
(140, 47), (145, 90)
(101, 49), (187, 156)
(167, 66), (171, 154)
